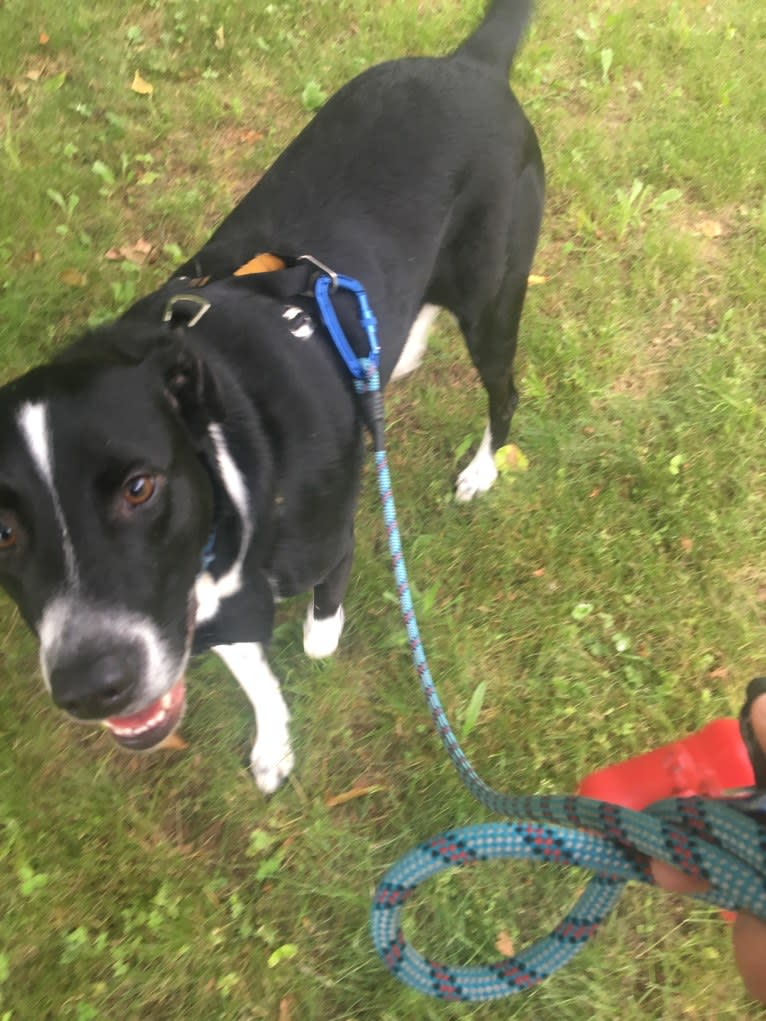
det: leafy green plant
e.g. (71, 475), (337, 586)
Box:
(614, 179), (683, 238)
(301, 80), (327, 111)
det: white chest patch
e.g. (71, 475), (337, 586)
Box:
(194, 424), (252, 625)
(391, 303), (440, 381)
(17, 401), (79, 586)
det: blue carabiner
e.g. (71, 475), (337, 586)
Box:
(313, 272), (380, 381)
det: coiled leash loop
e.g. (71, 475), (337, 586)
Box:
(311, 271), (766, 1002)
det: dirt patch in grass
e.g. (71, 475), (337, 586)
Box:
(669, 206), (735, 264)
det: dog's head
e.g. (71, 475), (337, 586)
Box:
(0, 329), (219, 750)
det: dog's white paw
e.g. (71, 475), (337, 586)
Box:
(250, 733), (295, 795)
(303, 604), (345, 659)
(455, 426), (497, 503)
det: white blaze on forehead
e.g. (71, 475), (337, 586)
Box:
(17, 401), (78, 586)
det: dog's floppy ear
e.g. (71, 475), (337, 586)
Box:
(155, 339), (225, 440)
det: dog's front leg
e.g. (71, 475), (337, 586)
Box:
(212, 642), (294, 794)
(303, 535), (354, 659)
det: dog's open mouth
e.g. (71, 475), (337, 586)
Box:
(104, 678), (186, 751)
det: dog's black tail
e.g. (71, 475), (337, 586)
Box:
(454, 0), (533, 77)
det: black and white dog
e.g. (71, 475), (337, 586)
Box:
(0, 0), (543, 792)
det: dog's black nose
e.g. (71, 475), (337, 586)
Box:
(50, 651), (140, 719)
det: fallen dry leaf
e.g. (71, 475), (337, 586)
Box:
(709, 666), (730, 681)
(532, 567), (546, 578)
(494, 443), (528, 475)
(215, 25), (225, 50)
(123, 238), (153, 264)
(680, 537), (694, 553)
(239, 129), (264, 145)
(59, 268), (87, 287)
(325, 784), (383, 808)
(157, 733), (189, 751)
(278, 997), (294, 1021)
(496, 930), (515, 957)
(131, 71), (154, 96)
(26, 67), (44, 82)
(104, 239), (153, 265)
(527, 273), (547, 286)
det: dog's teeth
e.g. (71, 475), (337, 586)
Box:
(109, 705), (168, 737)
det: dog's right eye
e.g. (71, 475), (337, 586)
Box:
(0, 519), (17, 551)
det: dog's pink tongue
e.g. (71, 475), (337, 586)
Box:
(106, 678), (185, 730)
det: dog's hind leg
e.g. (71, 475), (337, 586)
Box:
(455, 165), (543, 502)
(212, 642), (294, 794)
(303, 538), (354, 659)
(456, 421), (499, 503)
(455, 273), (527, 502)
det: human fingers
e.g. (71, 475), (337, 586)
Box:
(649, 859), (709, 896)
(742, 683), (766, 786)
(750, 691), (766, 755)
(733, 910), (766, 1004)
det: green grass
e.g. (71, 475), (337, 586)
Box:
(1, 0), (765, 1017)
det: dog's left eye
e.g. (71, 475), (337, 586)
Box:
(122, 474), (157, 508)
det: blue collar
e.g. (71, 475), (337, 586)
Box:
(200, 528), (217, 572)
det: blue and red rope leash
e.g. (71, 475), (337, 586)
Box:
(311, 268), (766, 1002)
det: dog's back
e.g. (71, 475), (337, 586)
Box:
(176, 2), (541, 386)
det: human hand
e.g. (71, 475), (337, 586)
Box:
(650, 692), (766, 1003)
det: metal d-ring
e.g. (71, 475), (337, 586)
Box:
(297, 253), (339, 292)
(162, 293), (212, 328)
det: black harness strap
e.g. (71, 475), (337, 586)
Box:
(164, 257), (376, 376)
